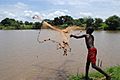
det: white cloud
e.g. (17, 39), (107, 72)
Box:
(47, 0), (120, 7)
(47, 0), (90, 5)
(0, 2), (27, 21)
(14, 2), (28, 9)
(0, 0), (120, 22)
(24, 10), (43, 21)
(45, 11), (68, 19)
(0, 2), (34, 22)
(0, 1), (70, 22)
(4, 11), (16, 17)
(29, 10), (71, 21)
(79, 12), (93, 17)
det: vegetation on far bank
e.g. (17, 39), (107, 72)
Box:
(69, 65), (120, 80)
(0, 15), (120, 30)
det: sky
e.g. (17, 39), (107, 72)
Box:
(0, 0), (120, 22)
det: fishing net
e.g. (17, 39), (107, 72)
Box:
(33, 15), (82, 56)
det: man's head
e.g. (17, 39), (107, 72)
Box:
(86, 27), (94, 34)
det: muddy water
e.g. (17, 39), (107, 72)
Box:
(0, 30), (120, 80)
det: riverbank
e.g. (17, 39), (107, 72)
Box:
(69, 65), (120, 80)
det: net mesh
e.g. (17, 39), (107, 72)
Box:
(33, 15), (82, 56)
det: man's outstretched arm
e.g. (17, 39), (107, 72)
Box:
(70, 34), (86, 39)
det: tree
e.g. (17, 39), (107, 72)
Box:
(85, 17), (94, 28)
(105, 15), (120, 30)
(73, 19), (82, 26)
(19, 21), (23, 25)
(100, 23), (108, 30)
(53, 15), (74, 26)
(33, 22), (41, 29)
(14, 20), (20, 29)
(94, 18), (103, 29)
(0, 18), (20, 29)
(1, 18), (11, 27)
(79, 18), (86, 24)
(53, 17), (60, 25)
(63, 15), (74, 25)
(29, 22), (33, 25)
(25, 21), (29, 25)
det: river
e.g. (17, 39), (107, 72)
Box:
(0, 30), (120, 80)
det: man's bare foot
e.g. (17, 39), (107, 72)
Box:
(84, 77), (92, 80)
(106, 75), (111, 80)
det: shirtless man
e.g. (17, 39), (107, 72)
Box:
(70, 27), (111, 80)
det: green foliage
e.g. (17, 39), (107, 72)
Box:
(94, 18), (103, 30)
(59, 24), (68, 29)
(69, 74), (84, 80)
(52, 15), (74, 26)
(0, 15), (120, 30)
(105, 15), (120, 30)
(73, 19), (82, 26)
(69, 66), (120, 80)
(0, 25), (4, 29)
(116, 27), (120, 30)
(100, 23), (109, 30)
(0, 18), (34, 30)
(85, 17), (94, 28)
(23, 25), (33, 29)
(106, 66), (120, 80)
(32, 22), (41, 29)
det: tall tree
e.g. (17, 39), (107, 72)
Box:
(73, 19), (82, 26)
(33, 22), (41, 29)
(63, 15), (74, 25)
(53, 15), (74, 26)
(1, 18), (11, 27)
(85, 17), (94, 28)
(105, 15), (120, 30)
(53, 17), (60, 25)
(94, 18), (103, 29)
(25, 21), (29, 25)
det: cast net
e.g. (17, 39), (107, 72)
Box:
(33, 15), (82, 56)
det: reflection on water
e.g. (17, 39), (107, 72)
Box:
(0, 30), (120, 80)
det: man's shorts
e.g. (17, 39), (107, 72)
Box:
(87, 48), (97, 64)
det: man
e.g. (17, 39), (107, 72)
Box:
(70, 27), (111, 80)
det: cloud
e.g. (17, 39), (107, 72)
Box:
(46, 0), (120, 7)
(14, 2), (28, 9)
(44, 10), (69, 20)
(24, 10), (40, 17)
(0, 2), (29, 21)
(4, 11), (16, 17)
(0, 0), (120, 22)
(0, 1), (70, 22)
(23, 10), (70, 21)
(79, 12), (93, 17)
(0, 2), (43, 22)
(47, 0), (90, 5)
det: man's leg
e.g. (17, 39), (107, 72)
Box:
(92, 64), (111, 80)
(85, 59), (90, 79)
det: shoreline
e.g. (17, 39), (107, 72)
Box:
(69, 65), (120, 80)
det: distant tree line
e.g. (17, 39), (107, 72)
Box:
(0, 15), (120, 30)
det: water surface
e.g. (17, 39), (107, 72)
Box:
(0, 30), (120, 80)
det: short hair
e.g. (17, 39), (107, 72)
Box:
(86, 27), (94, 34)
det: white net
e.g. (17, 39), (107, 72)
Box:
(33, 15), (82, 56)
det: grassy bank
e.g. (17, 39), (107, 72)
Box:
(69, 65), (120, 80)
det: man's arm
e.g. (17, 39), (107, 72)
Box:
(70, 34), (86, 39)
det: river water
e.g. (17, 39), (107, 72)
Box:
(0, 30), (120, 80)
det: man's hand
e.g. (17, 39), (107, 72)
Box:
(70, 34), (74, 38)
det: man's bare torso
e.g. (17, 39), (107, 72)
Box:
(85, 34), (94, 49)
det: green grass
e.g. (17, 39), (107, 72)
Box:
(69, 65), (120, 80)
